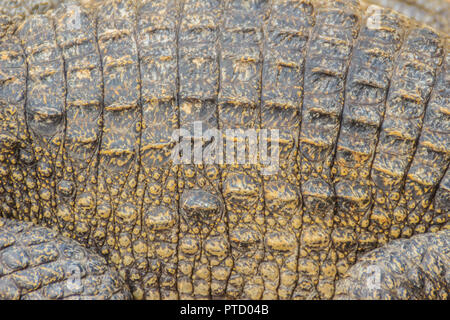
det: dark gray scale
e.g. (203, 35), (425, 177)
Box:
(218, 0), (268, 300)
(335, 229), (450, 300)
(0, 218), (131, 299)
(259, 0), (314, 300)
(177, 0), (228, 300)
(370, 26), (444, 242)
(0, 16), (38, 223)
(96, 0), (142, 276)
(295, 0), (362, 300)
(16, 14), (66, 229)
(427, 166), (449, 233)
(53, 1), (103, 246)
(135, 0), (180, 300)
(402, 46), (449, 236)
(330, 7), (407, 276)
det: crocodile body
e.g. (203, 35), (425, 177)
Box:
(0, 0), (448, 300)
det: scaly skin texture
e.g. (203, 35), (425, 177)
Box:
(0, 0), (103, 18)
(335, 229), (450, 299)
(2, 0), (448, 34)
(0, 0), (448, 300)
(134, 0), (180, 300)
(367, 0), (450, 34)
(0, 218), (130, 299)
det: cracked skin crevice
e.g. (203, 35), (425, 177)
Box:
(0, 0), (449, 300)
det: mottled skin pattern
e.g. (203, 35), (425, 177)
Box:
(260, 0), (311, 299)
(135, 0), (180, 300)
(0, 0), (448, 300)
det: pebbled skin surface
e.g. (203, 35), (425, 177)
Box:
(0, 218), (131, 299)
(0, 0), (448, 300)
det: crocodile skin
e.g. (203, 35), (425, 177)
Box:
(368, 0), (450, 34)
(0, 0), (448, 300)
(0, 218), (130, 299)
(335, 229), (450, 299)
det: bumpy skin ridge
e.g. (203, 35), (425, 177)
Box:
(52, 1), (104, 249)
(134, 0), (180, 300)
(331, 5), (407, 269)
(260, 0), (313, 300)
(95, 0), (143, 287)
(0, 16), (36, 222)
(369, 23), (444, 246)
(401, 40), (449, 236)
(17, 13), (67, 229)
(0, 0), (449, 300)
(296, 0), (362, 299)
(177, 0), (229, 300)
(0, 218), (131, 299)
(218, 0), (269, 300)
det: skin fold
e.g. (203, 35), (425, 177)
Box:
(0, 0), (448, 300)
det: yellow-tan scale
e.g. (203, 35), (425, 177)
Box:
(330, 7), (407, 278)
(95, 0), (142, 279)
(259, 0), (314, 299)
(295, 0), (361, 299)
(426, 167), (449, 231)
(52, 3), (103, 246)
(218, 0), (268, 300)
(176, 0), (231, 300)
(17, 14), (66, 229)
(0, 19), (39, 223)
(369, 25), (444, 243)
(401, 43), (449, 236)
(0, 0), (448, 300)
(134, 0), (180, 300)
